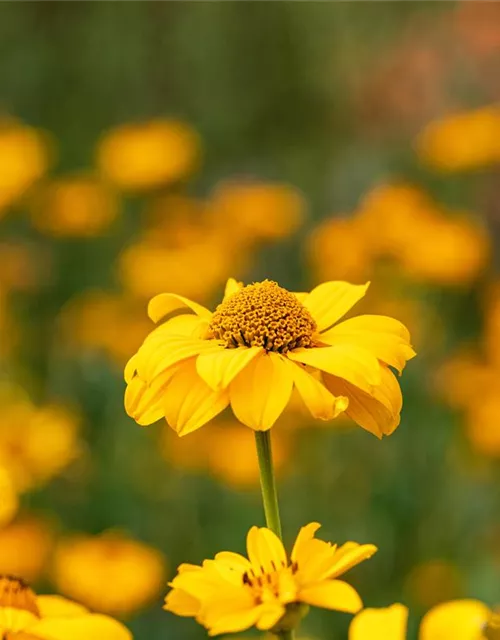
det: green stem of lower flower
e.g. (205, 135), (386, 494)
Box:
(254, 430), (283, 541)
(254, 430), (295, 640)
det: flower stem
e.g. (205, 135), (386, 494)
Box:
(254, 431), (295, 640)
(254, 431), (283, 541)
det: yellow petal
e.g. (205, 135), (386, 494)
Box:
(125, 365), (181, 425)
(287, 361), (348, 420)
(328, 542), (378, 579)
(214, 551), (252, 572)
(223, 278), (243, 300)
(36, 595), (88, 618)
(349, 604), (408, 640)
(229, 352), (293, 430)
(321, 314), (416, 373)
(164, 588), (201, 617)
(419, 600), (491, 640)
(303, 281), (370, 331)
(136, 335), (217, 381)
(148, 292), (212, 323)
(196, 346), (263, 390)
(324, 366), (402, 438)
(298, 579), (362, 613)
(255, 603), (287, 630)
(154, 314), (210, 338)
(29, 614), (132, 640)
(291, 522), (322, 562)
(246, 526), (287, 574)
(124, 354), (138, 383)
(288, 345), (381, 393)
(164, 361), (229, 436)
(206, 604), (261, 636)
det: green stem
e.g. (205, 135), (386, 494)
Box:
(254, 430), (283, 538)
(254, 430), (295, 640)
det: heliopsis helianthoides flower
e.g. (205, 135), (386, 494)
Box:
(165, 523), (376, 636)
(0, 575), (131, 639)
(125, 278), (415, 437)
(349, 599), (498, 640)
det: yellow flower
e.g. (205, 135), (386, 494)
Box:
(125, 278), (415, 438)
(211, 181), (305, 242)
(53, 531), (166, 617)
(0, 393), (81, 492)
(0, 516), (54, 583)
(164, 522), (376, 636)
(416, 106), (500, 171)
(0, 120), (52, 216)
(97, 119), (201, 191)
(0, 575), (131, 639)
(30, 175), (119, 237)
(0, 466), (19, 527)
(349, 600), (494, 640)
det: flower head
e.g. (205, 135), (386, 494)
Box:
(165, 522), (376, 636)
(0, 574), (131, 639)
(349, 600), (495, 640)
(125, 278), (415, 437)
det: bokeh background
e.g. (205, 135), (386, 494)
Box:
(0, 2), (499, 639)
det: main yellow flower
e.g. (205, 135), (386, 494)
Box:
(0, 575), (131, 639)
(349, 600), (497, 640)
(125, 278), (415, 437)
(165, 522), (376, 636)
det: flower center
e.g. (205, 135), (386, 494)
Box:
(209, 280), (316, 353)
(0, 576), (39, 618)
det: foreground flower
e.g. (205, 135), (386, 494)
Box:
(349, 600), (496, 640)
(0, 575), (131, 639)
(125, 279), (415, 437)
(165, 522), (376, 636)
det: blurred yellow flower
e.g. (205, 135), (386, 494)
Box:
(60, 291), (152, 366)
(398, 216), (489, 286)
(97, 119), (201, 191)
(349, 600), (493, 640)
(125, 278), (415, 438)
(466, 393), (500, 457)
(307, 218), (374, 283)
(119, 238), (234, 302)
(162, 420), (291, 488)
(0, 465), (19, 527)
(416, 105), (500, 171)
(0, 575), (131, 639)
(211, 180), (305, 242)
(53, 531), (166, 617)
(30, 175), (119, 237)
(0, 120), (52, 216)
(0, 395), (81, 492)
(165, 522), (376, 636)
(0, 515), (54, 583)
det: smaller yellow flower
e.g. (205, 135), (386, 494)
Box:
(0, 465), (19, 527)
(97, 119), (201, 191)
(53, 531), (166, 617)
(165, 522), (376, 636)
(0, 515), (54, 583)
(349, 600), (494, 640)
(30, 175), (119, 237)
(416, 106), (500, 171)
(0, 575), (131, 639)
(0, 120), (52, 216)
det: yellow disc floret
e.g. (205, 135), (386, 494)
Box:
(0, 576), (40, 617)
(209, 280), (316, 353)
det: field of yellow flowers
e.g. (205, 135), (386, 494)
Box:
(0, 3), (499, 639)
